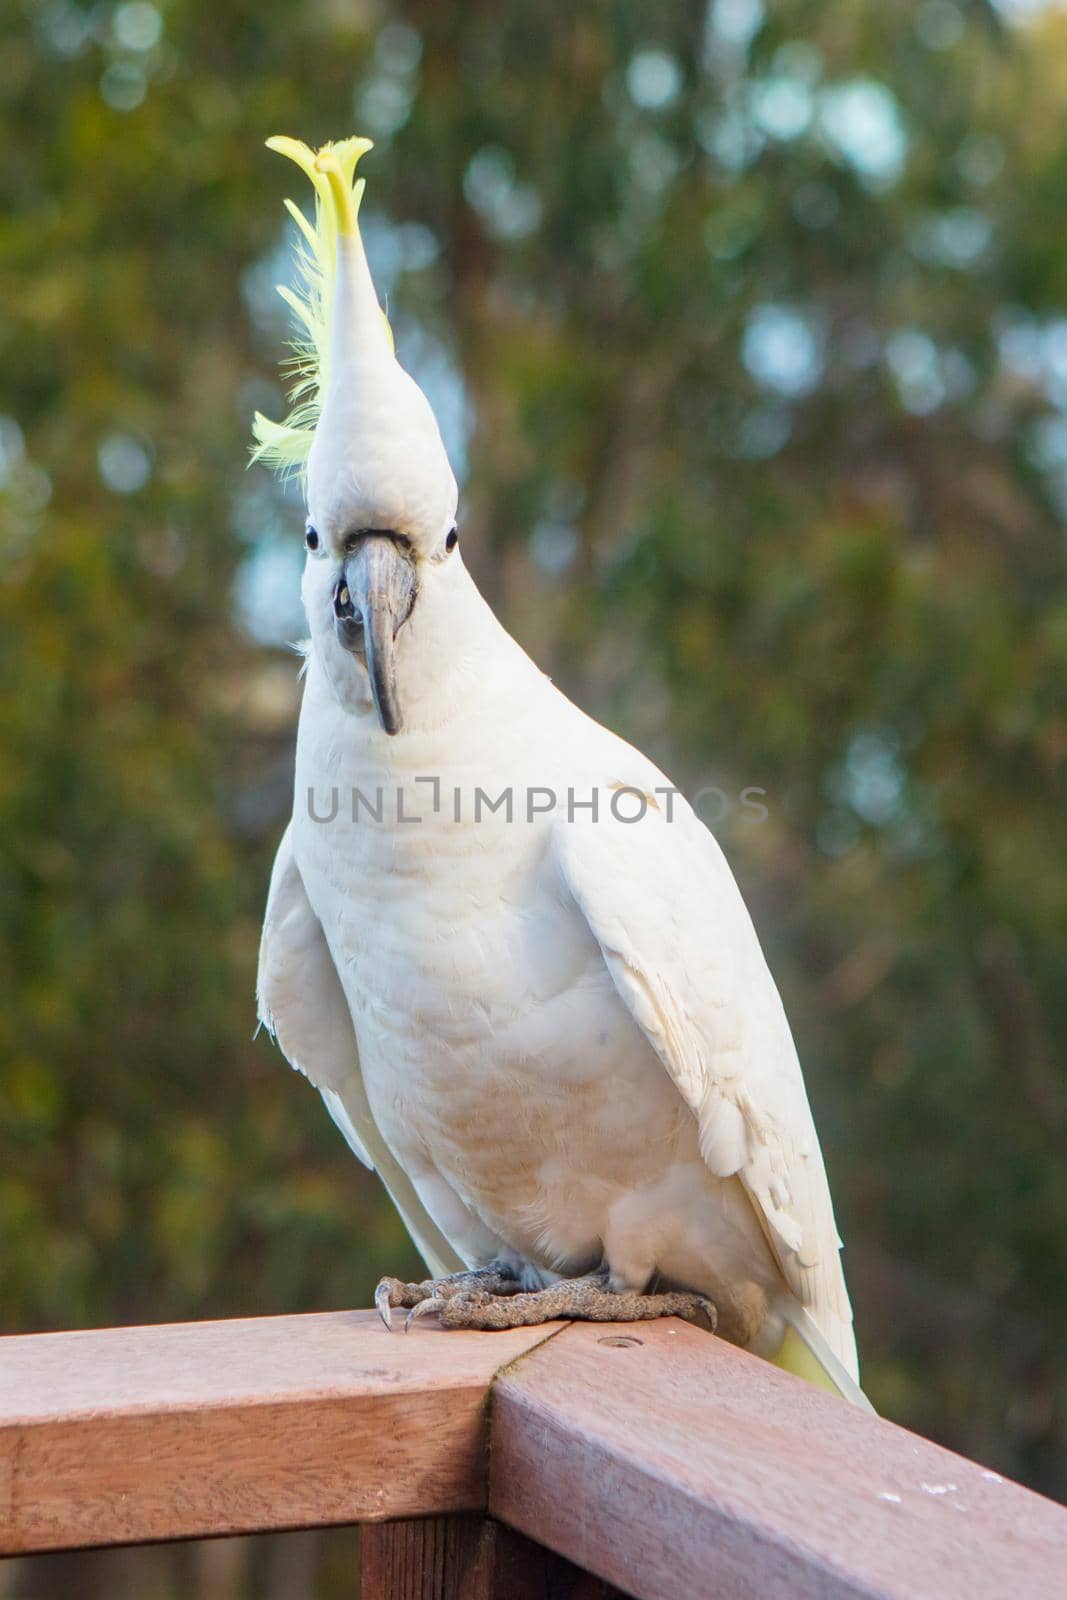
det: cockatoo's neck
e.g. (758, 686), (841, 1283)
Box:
(306, 554), (540, 742)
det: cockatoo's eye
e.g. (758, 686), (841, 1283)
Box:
(305, 526), (320, 552)
(445, 526), (458, 553)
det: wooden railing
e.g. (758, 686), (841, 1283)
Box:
(2, 1310), (1066, 1597)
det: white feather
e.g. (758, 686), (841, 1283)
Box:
(254, 134), (867, 1406)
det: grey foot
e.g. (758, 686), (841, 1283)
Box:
(375, 1263), (520, 1331)
(377, 1267), (716, 1333)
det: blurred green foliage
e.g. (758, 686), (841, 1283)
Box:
(2, 0), (1066, 1546)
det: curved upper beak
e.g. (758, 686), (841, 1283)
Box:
(333, 534), (417, 735)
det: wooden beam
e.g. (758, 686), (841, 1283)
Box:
(489, 1318), (1067, 1600)
(6, 1307), (1067, 1596)
(360, 1516), (627, 1599)
(0, 1311), (560, 1554)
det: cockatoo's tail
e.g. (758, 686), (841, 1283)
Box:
(252, 135), (460, 734)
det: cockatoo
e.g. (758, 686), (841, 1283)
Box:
(255, 135), (871, 1409)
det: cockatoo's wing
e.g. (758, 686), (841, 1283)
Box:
(552, 795), (864, 1398)
(257, 823), (465, 1280)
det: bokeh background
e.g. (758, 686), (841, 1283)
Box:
(3, 0), (1067, 1590)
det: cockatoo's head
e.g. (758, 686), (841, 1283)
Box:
(252, 136), (460, 734)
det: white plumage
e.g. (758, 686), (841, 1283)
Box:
(255, 136), (869, 1407)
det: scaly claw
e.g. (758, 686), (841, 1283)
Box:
(375, 1278), (395, 1330)
(373, 1264), (717, 1334)
(432, 1278), (717, 1330)
(374, 1263), (522, 1332)
(404, 1295), (447, 1331)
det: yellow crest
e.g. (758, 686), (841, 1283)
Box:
(250, 135), (393, 477)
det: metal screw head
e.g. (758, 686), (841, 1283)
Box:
(597, 1334), (643, 1348)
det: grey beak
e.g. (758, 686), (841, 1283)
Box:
(333, 534), (417, 735)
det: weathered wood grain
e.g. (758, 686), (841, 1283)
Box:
(360, 1516), (628, 1600)
(0, 1311), (560, 1554)
(6, 1306), (1067, 1598)
(361, 1515), (492, 1600)
(490, 1318), (1067, 1600)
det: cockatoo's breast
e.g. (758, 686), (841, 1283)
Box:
(291, 670), (777, 1324)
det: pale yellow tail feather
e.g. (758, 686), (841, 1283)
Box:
(771, 1297), (876, 1412)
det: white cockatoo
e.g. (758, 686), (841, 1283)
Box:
(255, 136), (871, 1408)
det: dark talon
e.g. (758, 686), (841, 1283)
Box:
(404, 1295), (446, 1331)
(375, 1279), (396, 1331)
